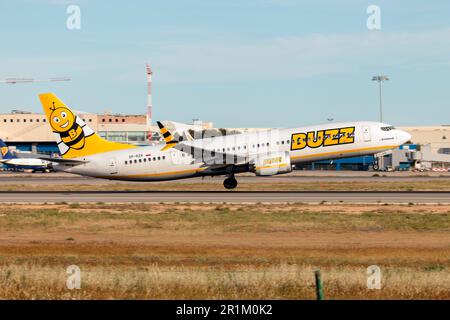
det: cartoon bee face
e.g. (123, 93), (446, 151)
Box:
(50, 106), (75, 133)
(49, 105), (90, 152)
(1, 146), (8, 157)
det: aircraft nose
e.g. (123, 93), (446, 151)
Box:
(398, 130), (411, 144)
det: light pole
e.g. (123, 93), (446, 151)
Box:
(371, 75), (389, 122)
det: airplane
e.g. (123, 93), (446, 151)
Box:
(0, 139), (53, 172)
(37, 93), (411, 189)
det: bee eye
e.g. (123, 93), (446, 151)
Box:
(61, 112), (67, 119)
(53, 117), (60, 123)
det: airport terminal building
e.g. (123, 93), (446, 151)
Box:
(0, 110), (157, 155)
(1, 110), (450, 170)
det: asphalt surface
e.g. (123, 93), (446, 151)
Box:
(1, 171), (450, 184)
(1, 191), (449, 203)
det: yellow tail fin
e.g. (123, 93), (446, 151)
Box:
(39, 93), (135, 159)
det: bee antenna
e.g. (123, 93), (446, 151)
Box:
(50, 101), (56, 111)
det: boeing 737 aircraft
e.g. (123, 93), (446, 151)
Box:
(0, 139), (52, 172)
(38, 93), (411, 189)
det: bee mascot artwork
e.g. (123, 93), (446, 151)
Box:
(48, 102), (94, 156)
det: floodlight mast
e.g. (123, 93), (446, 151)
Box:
(371, 75), (389, 122)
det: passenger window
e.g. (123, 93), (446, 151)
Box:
(125, 161), (128, 165)
(162, 156), (165, 160)
(158, 156), (161, 160)
(143, 158), (146, 162)
(139, 159), (142, 163)
(134, 160), (137, 164)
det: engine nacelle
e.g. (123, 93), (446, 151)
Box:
(251, 151), (292, 176)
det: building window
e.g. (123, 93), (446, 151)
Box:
(102, 119), (105, 122)
(43, 119), (46, 122)
(23, 119), (26, 122)
(36, 119), (40, 122)
(3, 119), (6, 122)
(115, 119), (119, 122)
(127, 131), (146, 142)
(109, 119), (112, 122)
(89, 119), (92, 122)
(122, 119), (125, 122)
(30, 119), (33, 122)
(10, 119), (13, 122)
(106, 131), (127, 142)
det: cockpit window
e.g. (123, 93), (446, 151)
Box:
(380, 126), (395, 131)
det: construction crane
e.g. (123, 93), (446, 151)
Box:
(0, 77), (71, 84)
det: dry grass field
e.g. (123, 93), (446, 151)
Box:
(0, 203), (449, 299)
(1, 179), (450, 191)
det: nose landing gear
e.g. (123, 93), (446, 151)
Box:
(223, 176), (238, 190)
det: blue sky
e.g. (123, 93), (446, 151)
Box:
(0, 0), (450, 127)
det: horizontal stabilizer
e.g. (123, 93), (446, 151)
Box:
(38, 157), (87, 165)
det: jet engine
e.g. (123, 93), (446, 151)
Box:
(251, 151), (292, 176)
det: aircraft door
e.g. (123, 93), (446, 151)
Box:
(108, 158), (118, 174)
(362, 126), (371, 142)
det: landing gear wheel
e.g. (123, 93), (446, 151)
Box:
(223, 177), (238, 190)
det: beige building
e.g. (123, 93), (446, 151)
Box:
(0, 110), (154, 154)
(0, 111), (150, 141)
(399, 126), (450, 153)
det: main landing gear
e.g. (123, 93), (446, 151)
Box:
(223, 175), (238, 190)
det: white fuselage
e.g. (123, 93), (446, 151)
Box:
(58, 121), (411, 181)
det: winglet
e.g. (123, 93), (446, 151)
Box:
(157, 121), (178, 151)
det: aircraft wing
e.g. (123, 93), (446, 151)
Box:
(173, 142), (248, 165)
(156, 121), (247, 165)
(38, 157), (88, 165)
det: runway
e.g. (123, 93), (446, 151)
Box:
(1, 191), (450, 203)
(1, 171), (450, 185)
